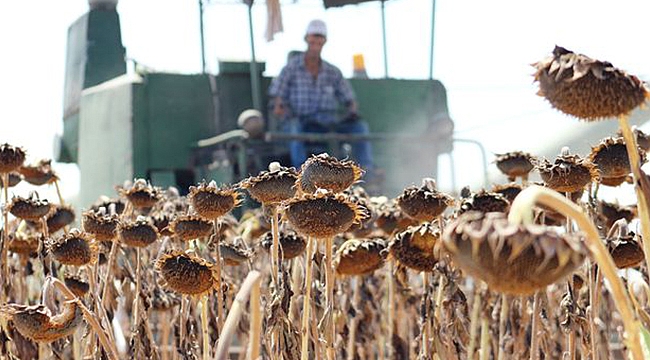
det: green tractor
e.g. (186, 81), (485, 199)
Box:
(57, 1), (485, 206)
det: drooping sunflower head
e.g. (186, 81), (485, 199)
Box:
(188, 180), (241, 219)
(297, 153), (364, 194)
(156, 251), (218, 296)
(284, 189), (365, 239)
(241, 162), (298, 205)
(533, 46), (649, 120)
(442, 211), (586, 295)
(397, 178), (454, 222)
(494, 151), (536, 181)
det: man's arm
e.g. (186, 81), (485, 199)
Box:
(268, 65), (292, 118)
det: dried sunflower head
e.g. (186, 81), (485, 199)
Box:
(220, 242), (251, 266)
(18, 159), (58, 186)
(90, 196), (125, 215)
(533, 45), (649, 120)
(598, 200), (636, 230)
(150, 286), (181, 311)
(491, 182), (523, 204)
(169, 215), (213, 241)
(589, 136), (646, 185)
(7, 229), (41, 257)
(82, 207), (120, 241)
(0, 143), (26, 174)
(241, 162), (298, 205)
(0, 172), (22, 188)
(494, 151), (535, 181)
(0, 301), (83, 343)
(46, 229), (98, 266)
(156, 251), (218, 296)
(118, 179), (162, 209)
(343, 187), (374, 236)
(64, 275), (90, 298)
(630, 127), (650, 152)
(152, 213), (174, 237)
(459, 188), (510, 214)
(297, 153), (364, 194)
(397, 178), (454, 222)
(374, 199), (419, 235)
(442, 211), (586, 295)
(334, 238), (387, 276)
(284, 189), (365, 239)
(260, 229), (307, 260)
(118, 216), (159, 248)
(8, 193), (52, 221)
(389, 222), (441, 272)
(536, 147), (598, 193)
(608, 233), (643, 269)
(46, 205), (75, 234)
(188, 180), (241, 219)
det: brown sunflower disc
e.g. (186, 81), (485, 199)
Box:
(241, 165), (298, 205)
(118, 219), (159, 248)
(46, 205), (75, 234)
(0, 144), (26, 174)
(9, 196), (52, 221)
(335, 238), (386, 276)
(189, 181), (240, 220)
(156, 252), (216, 295)
(390, 223), (440, 272)
(533, 46), (649, 120)
(298, 153), (363, 194)
(260, 230), (307, 260)
(64, 276), (90, 297)
(495, 151), (535, 181)
(47, 230), (97, 266)
(169, 215), (213, 241)
(82, 210), (120, 241)
(443, 211), (585, 295)
(2, 302), (83, 343)
(285, 191), (360, 239)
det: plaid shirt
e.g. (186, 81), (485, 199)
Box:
(269, 54), (356, 125)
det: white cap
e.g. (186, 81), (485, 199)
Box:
(305, 19), (327, 37)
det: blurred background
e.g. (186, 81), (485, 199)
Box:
(2, 0), (650, 207)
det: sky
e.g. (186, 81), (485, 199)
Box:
(2, 0), (650, 205)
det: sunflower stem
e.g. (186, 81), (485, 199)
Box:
(346, 277), (361, 360)
(386, 261), (395, 359)
(497, 294), (509, 360)
(133, 247), (142, 331)
(215, 270), (261, 360)
(248, 275), (262, 360)
(301, 237), (315, 360)
(420, 271), (431, 356)
(468, 284), (482, 359)
(213, 222), (225, 334)
(479, 310), (490, 360)
(509, 185), (643, 360)
(530, 291), (540, 360)
(324, 236), (336, 360)
(201, 295), (210, 360)
(1, 173), (9, 303)
(270, 205), (281, 285)
(618, 115), (650, 293)
(49, 277), (119, 360)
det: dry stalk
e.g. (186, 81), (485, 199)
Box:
(386, 261), (395, 359)
(1, 173), (8, 303)
(509, 185), (643, 360)
(497, 294), (509, 360)
(324, 236), (336, 360)
(201, 295), (211, 360)
(214, 270), (262, 360)
(248, 274), (262, 360)
(270, 205), (280, 285)
(479, 311), (490, 360)
(530, 291), (540, 360)
(49, 277), (119, 360)
(160, 311), (171, 360)
(346, 277), (361, 360)
(468, 284), (482, 359)
(213, 222), (225, 332)
(618, 115), (650, 289)
(420, 271), (431, 356)
(301, 237), (315, 360)
(589, 263), (599, 360)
